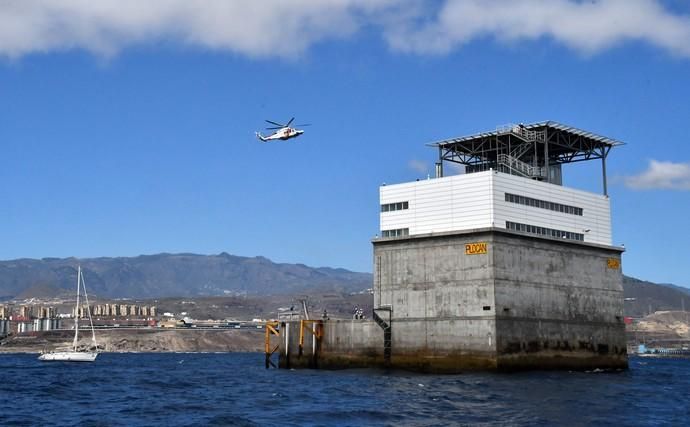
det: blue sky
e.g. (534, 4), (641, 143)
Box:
(1, 1), (689, 288)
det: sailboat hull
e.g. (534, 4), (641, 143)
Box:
(38, 351), (98, 362)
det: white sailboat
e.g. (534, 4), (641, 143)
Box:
(39, 266), (99, 362)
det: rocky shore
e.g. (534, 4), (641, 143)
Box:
(0, 328), (264, 353)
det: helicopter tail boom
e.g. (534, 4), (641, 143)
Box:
(255, 131), (268, 142)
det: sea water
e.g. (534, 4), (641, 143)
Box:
(1, 353), (688, 426)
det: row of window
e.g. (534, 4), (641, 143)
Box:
(505, 193), (583, 216)
(381, 201), (409, 213)
(381, 228), (409, 238)
(506, 221), (584, 242)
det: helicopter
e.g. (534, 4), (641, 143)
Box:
(255, 118), (309, 142)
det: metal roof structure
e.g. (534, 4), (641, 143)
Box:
(428, 121), (624, 195)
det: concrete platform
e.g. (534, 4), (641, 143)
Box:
(278, 229), (627, 372)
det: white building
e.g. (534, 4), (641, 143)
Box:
(381, 170), (611, 245)
(379, 121), (622, 247)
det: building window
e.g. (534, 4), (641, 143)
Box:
(381, 201), (409, 213)
(504, 193), (583, 216)
(506, 221), (584, 242)
(381, 228), (409, 238)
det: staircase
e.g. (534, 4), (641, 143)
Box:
(372, 307), (391, 365)
(495, 124), (548, 179)
(509, 139), (535, 160)
(497, 154), (546, 179)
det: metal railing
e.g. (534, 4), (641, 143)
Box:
(496, 124), (546, 143)
(264, 321), (280, 368)
(509, 141), (535, 160)
(497, 154), (545, 178)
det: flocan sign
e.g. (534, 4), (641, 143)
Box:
(607, 258), (620, 269)
(465, 242), (488, 255)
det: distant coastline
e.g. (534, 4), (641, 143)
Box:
(0, 329), (264, 353)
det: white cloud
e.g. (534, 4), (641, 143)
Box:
(0, 0), (394, 58)
(385, 0), (690, 57)
(0, 1), (689, 59)
(624, 159), (690, 190)
(408, 159), (428, 174)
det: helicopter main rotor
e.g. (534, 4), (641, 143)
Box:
(264, 117), (310, 130)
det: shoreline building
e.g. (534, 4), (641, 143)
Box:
(4, 305), (61, 334)
(77, 303), (157, 319)
(0, 306), (9, 337)
(276, 122), (627, 371)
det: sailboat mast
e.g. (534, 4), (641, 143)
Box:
(80, 268), (98, 349)
(73, 265), (81, 351)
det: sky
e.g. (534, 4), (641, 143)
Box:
(1, 0), (689, 288)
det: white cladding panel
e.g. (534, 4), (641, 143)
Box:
(492, 172), (611, 245)
(380, 171), (493, 236)
(380, 170), (612, 245)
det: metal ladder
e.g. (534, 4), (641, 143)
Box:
(373, 307), (392, 366)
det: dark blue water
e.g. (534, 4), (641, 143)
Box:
(1, 354), (688, 426)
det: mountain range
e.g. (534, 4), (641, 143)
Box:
(623, 275), (690, 317)
(0, 253), (371, 300)
(0, 253), (687, 318)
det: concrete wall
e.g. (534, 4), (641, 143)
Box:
(279, 317), (497, 372)
(373, 231), (498, 371)
(374, 230), (496, 319)
(372, 229), (626, 371)
(492, 232), (626, 369)
(279, 319), (384, 369)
